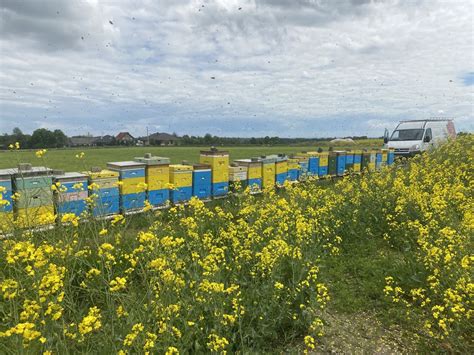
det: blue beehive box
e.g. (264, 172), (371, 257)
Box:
(335, 151), (346, 176)
(387, 149), (395, 165)
(0, 169), (14, 213)
(308, 156), (319, 176)
(171, 187), (193, 203)
(376, 151), (383, 170)
(191, 164), (211, 200)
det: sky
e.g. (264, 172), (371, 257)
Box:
(0, 0), (473, 138)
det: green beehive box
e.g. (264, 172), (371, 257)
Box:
(15, 188), (53, 209)
(361, 151), (371, 171)
(328, 153), (337, 176)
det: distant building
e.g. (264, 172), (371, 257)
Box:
(147, 132), (180, 146)
(69, 136), (98, 147)
(95, 135), (115, 146)
(116, 132), (135, 144)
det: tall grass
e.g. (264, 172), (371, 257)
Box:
(0, 136), (472, 353)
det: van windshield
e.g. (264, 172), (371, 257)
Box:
(390, 129), (424, 141)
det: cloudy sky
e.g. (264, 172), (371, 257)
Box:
(0, 0), (472, 138)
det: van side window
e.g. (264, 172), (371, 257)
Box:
(425, 128), (432, 140)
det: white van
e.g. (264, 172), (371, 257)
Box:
(383, 119), (456, 156)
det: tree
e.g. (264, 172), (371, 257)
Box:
(29, 128), (68, 148)
(53, 129), (68, 148)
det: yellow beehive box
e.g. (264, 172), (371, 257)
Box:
(275, 161), (288, 174)
(287, 158), (300, 170)
(87, 169), (119, 180)
(262, 162), (275, 188)
(234, 159), (262, 180)
(229, 165), (248, 182)
(169, 165), (193, 188)
(381, 148), (389, 163)
(146, 165), (170, 190)
(318, 152), (329, 166)
(16, 205), (55, 228)
(120, 176), (147, 194)
(200, 149), (229, 183)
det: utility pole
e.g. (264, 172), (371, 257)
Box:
(146, 126), (150, 146)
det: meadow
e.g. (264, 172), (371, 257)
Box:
(0, 136), (472, 353)
(0, 139), (382, 171)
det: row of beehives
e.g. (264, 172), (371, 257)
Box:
(0, 148), (395, 231)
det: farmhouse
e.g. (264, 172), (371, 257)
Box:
(148, 132), (180, 146)
(116, 132), (135, 145)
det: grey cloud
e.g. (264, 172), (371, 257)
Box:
(0, 0), (109, 51)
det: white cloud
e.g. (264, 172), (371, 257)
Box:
(0, 0), (472, 137)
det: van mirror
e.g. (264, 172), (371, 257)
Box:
(383, 128), (389, 143)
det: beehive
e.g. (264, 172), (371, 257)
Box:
(258, 156), (276, 188)
(234, 159), (262, 192)
(53, 172), (88, 217)
(107, 161), (147, 213)
(169, 164), (193, 203)
(287, 158), (300, 181)
(318, 152), (329, 177)
(292, 154), (309, 180)
(306, 152), (320, 176)
(375, 150), (383, 170)
(334, 151), (346, 176)
(200, 148), (229, 197)
(229, 165), (248, 191)
(352, 150), (362, 173)
(345, 151), (354, 173)
(0, 169), (15, 233)
(381, 148), (389, 168)
(267, 154), (288, 186)
(328, 152), (337, 176)
(12, 165), (55, 228)
(190, 163), (211, 200)
(369, 150), (377, 172)
(85, 169), (120, 217)
(387, 148), (395, 165)
(135, 154), (170, 207)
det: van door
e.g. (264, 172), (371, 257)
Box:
(423, 128), (434, 151)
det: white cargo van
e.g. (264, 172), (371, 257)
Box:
(383, 119), (456, 156)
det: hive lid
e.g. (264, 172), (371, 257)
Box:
(54, 172), (88, 180)
(134, 154), (170, 165)
(229, 165), (247, 172)
(169, 164), (193, 171)
(0, 168), (18, 179)
(85, 169), (119, 179)
(107, 161), (146, 169)
(13, 166), (52, 177)
(200, 147), (229, 155)
(191, 163), (211, 170)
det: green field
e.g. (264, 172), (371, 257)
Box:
(0, 139), (382, 171)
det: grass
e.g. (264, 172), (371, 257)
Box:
(0, 139), (383, 171)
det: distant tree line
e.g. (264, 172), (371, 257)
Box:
(0, 128), (68, 149)
(180, 133), (371, 146)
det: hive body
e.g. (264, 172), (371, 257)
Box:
(54, 172), (88, 217)
(169, 164), (193, 203)
(12, 166), (54, 228)
(135, 155), (170, 207)
(85, 169), (120, 217)
(200, 149), (229, 197)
